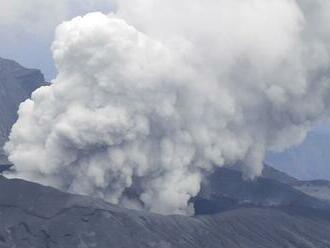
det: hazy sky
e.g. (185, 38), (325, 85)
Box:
(0, 0), (114, 80)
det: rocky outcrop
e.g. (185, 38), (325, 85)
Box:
(0, 167), (329, 247)
(0, 57), (47, 161)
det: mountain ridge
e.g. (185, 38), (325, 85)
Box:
(0, 169), (330, 247)
(0, 57), (47, 165)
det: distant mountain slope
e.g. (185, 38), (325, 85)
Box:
(194, 166), (330, 216)
(0, 175), (330, 248)
(262, 164), (330, 203)
(0, 57), (47, 162)
(292, 180), (330, 202)
(261, 164), (299, 185)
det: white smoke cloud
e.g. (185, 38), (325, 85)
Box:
(5, 0), (330, 215)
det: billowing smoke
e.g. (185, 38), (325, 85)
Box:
(5, 0), (330, 215)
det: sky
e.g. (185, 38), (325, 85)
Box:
(0, 0), (114, 80)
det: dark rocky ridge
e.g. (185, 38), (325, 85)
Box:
(0, 171), (330, 248)
(0, 57), (47, 158)
(194, 165), (330, 215)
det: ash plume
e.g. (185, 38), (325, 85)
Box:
(5, 0), (330, 215)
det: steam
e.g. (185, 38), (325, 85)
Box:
(0, 0), (113, 33)
(5, 0), (330, 215)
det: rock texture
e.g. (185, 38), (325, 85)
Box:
(0, 57), (46, 152)
(194, 165), (329, 215)
(0, 166), (329, 247)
